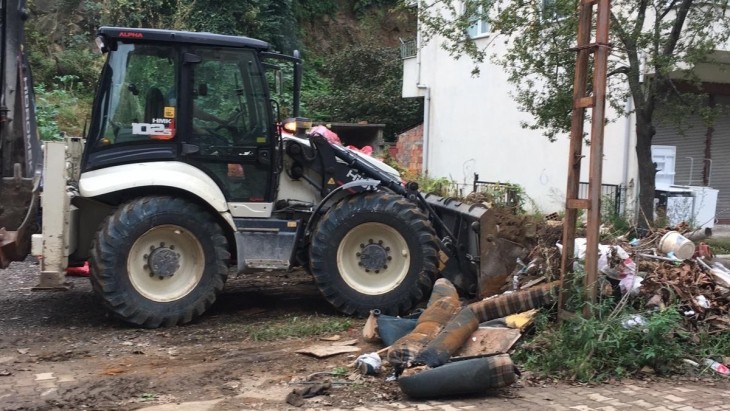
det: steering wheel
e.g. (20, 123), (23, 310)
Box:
(214, 110), (243, 135)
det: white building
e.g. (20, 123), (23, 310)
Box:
(401, 2), (730, 226)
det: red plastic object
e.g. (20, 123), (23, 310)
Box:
(694, 242), (714, 259)
(66, 261), (90, 277)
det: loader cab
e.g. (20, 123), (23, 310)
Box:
(83, 27), (284, 203)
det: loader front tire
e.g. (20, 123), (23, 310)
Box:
(310, 192), (439, 317)
(90, 196), (229, 327)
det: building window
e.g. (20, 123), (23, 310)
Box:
(466, 3), (490, 38)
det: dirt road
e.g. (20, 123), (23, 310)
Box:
(2, 260), (729, 411)
(1, 259), (408, 410)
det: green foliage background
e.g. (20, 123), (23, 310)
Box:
(25, 0), (422, 140)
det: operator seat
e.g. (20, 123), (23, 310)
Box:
(144, 87), (165, 123)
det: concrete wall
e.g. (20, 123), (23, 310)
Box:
(401, 2), (730, 217)
(402, 34), (629, 213)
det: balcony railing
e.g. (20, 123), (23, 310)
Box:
(400, 38), (417, 59)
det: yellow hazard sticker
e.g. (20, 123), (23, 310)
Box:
(327, 178), (336, 185)
(256, 136), (266, 144)
(164, 106), (176, 118)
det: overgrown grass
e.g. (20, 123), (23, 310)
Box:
(705, 237), (730, 255)
(514, 272), (730, 382)
(236, 315), (352, 342)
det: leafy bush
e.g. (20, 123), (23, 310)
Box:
(34, 80), (91, 140)
(308, 45), (423, 141)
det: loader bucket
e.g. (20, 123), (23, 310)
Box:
(422, 194), (526, 299)
(0, 0), (43, 268)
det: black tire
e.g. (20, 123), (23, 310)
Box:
(89, 196), (229, 327)
(309, 192), (439, 316)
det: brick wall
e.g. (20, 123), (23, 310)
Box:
(395, 124), (423, 176)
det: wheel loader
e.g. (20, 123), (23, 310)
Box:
(1, 3), (515, 327)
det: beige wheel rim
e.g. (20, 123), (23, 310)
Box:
(128, 225), (204, 302)
(336, 222), (410, 295)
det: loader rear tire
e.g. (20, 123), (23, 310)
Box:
(89, 196), (229, 327)
(310, 192), (439, 317)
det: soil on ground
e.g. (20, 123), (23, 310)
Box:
(0, 259), (411, 410)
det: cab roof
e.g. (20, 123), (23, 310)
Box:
(98, 27), (270, 50)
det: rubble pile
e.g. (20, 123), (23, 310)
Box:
(291, 216), (730, 405)
(626, 228), (730, 333)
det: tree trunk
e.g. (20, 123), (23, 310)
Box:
(635, 111), (656, 231)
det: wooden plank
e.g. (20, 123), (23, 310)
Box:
(296, 345), (361, 358)
(575, 96), (595, 109)
(566, 198), (590, 209)
(454, 327), (521, 358)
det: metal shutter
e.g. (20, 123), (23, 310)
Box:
(710, 96), (730, 222)
(653, 96), (730, 222)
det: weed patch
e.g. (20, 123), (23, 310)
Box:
(238, 315), (352, 342)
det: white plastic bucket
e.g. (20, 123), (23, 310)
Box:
(658, 231), (695, 260)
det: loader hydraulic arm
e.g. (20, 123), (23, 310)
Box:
(0, 0), (43, 267)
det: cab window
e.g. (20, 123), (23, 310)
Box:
(95, 43), (178, 147)
(190, 47), (270, 148)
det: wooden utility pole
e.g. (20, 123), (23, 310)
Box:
(559, 0), (612, 318)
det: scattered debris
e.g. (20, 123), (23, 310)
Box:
(454, 327), (522, 358)
(296, 345), (361, 358)
(362, 310), (380, 342)
(354, 353), (381, 375)
(285, 382), (332, 407)
(621, 314), (647, 329)
(704, 359), (729, 376)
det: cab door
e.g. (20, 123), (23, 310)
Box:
(181, 47), (275, 214)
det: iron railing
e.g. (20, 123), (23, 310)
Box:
(400, 38), (417, 59)
(578, 182), (623, 217)
(472, 173), (522, 209)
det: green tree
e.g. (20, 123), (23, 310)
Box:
(414, 0), (730, 228)
(308, 45), (423, 140)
